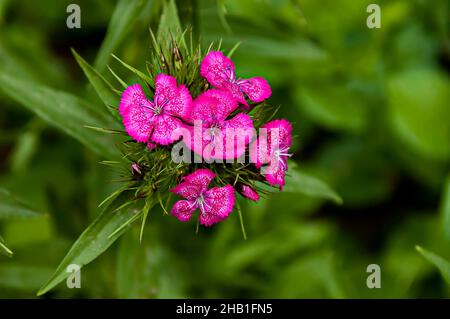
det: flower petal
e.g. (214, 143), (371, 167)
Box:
(249, 130), (269, 167)
(250, 119), (292, 166)
(190, 94), (229, 124)
(203, 89), (238, 117)
(201, 185), (235, 226)
(119, 84), (154, 142)
(185, 112), (255, 160)
(222, 113), (255, 159)
(172, 84), (193, 119)
(154, 73), (177, 104)
(183, 125), (205, 159)
(150, 114), (183, 145)
(170, 182), (202, 200)
(154, 73), (192, 120)
(265, 165), (287, 190)
(222, 81), (248, 107)
(183, 168), (215, 191)
(200, 51), (235, 88)
(262, 118), (292, 148)
(239, 77), (272, 103)
(171, 200), (196, 222)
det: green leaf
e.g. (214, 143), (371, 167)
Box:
(296, 84), (368, 133)
(116, 229), (154, 298)
(270, 251), (346, 298)
(0, 236), (13, 257)
(441, 175), (450, 241)
(0, 187), (42, 219)
(157, 0), (182, 42)
(0, 265), (54, 290)
(72, 48), (121, 121)
(116, 229), (186, 298)
(9, 128), (40, 173)
(388, 68), (450, 161)
(94, 0), (152, 72)
(283, 164), (343, 205)
(0, 72), (119, 159)
(416, 246), (450, 284)
(37, 191), (154, 296)
(107, 65), (128, 89)
(112, 54), (152, 84)
(217, 36), (326, 61)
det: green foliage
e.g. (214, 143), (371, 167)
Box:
(442, 176), (450, 240)
(0, 265), (54, 290)
(72, 49), (121, 121)
(416, 246), (450, 285)
(388, 68), (450, 161)
(0, 0), (448, 299)
(37, 191), (152, 296)
(0, 236), (13, 258)
(0, 72), (119, 159)
(0, 188), (42, 219)
(284, 164), (343, 205)
(94, 0), (156, 72)
(297, 84), (368, 133)
(0, 188), (43, 257)
(157, 0), (182, 44)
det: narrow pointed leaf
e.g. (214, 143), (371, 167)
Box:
(416, 246), (450, 284)
(0, 236), (13, 257)
(0, 265), (54, 290)
(72, 49), (121, 121)
(107, 65), (128, 89)
(94, 0), (152, 72)
(116, 229), (153, 298)
(157, 0), (182, 42)
(283, 164), (343, 204)
(0, 72), (119, 158)
(441, 175), (450, 240)
(37, 191), (155, 296)
(0, 188), (42, 219)
(112, 54), (152, 84)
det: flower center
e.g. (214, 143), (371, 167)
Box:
(143, 97), (170, 116)
(220, 66), (236, 83)
(153, 105), (163, 115)
(273, 146), (292, 170)
(195, 193), (212, 215)
(208, 124), (221, 144)
(153, 97), (170, 115)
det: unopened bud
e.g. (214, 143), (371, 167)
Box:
(131, 163), (142, 176)
(173, 45), (182, 62)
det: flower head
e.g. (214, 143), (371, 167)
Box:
(113, 44), (293, 231)
(119, 74), (192, 145)
(186, 89), (255, 160)
(201, 51), (271, 108)
(170, 169), (235, 226)
(250, 119), (293, 190)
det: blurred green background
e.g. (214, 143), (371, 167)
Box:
(0, 0), (449, 298)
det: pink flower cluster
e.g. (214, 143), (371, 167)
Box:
(119, 51), (293, 226)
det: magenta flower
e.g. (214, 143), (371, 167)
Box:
(119, 74), (192, 145)
(170, 169), (235, 226)
(250, 119), (293, 190)
(200, 51), (272, 108)
(186, 89), (255, 160)
(238, 184), (260, 202)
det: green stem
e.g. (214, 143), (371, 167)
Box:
(236, 201), (247, 240)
